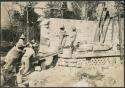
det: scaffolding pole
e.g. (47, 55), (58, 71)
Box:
(26, 7), (29, 42)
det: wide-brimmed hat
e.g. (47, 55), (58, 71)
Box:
(31, 40), (35, 44)
(20, 34), (25, 39)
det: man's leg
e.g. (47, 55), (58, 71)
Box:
(40, 59), (46, 70)
(62, 38), (66, 48)
(19, 62), (25, 74)
(23, 58), (29, 75)
(50, 55), (58, 67)
(60, 38), (66, 54)
(58, 38), (63, 50)
(71, 41), (75, 54)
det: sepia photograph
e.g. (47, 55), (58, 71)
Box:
(0, 1), (124, 87)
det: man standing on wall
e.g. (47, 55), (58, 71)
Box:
(58, 25), (68, 53)
(70, 26), (77, 54)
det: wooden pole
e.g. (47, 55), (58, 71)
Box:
(93, 6), (104, 42)
(101, 18), (111, 43)
(26, 7), (29, 42)
(118, 11), (123, 61)
(111, 17), (114, 43)
(33, 22), (35, 40)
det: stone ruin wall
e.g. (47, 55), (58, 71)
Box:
(39, 18), (121, 69)
(39, 18), (116, 52)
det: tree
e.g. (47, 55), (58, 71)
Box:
(20, 2), (40, 41)
(7, 2), (40, 42)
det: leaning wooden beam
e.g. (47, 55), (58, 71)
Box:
(59, 54), (121, 59)
(75, 54), (121, 59)
(59, 50), (122, 59)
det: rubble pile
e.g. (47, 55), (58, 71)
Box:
(23, 62), (124, 87)
(74, 63), (124, 87)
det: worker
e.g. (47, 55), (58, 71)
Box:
(4, 44), (24, 71)
(31, 39), (38, 48)
(19, 42), (35, 75)
(70, 26), (77, 53)
(30, 39), (38, 54)
(58, 25), (68, 53)
(16, 34), (26, 48)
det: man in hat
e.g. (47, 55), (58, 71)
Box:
(58, 25), (68, 52)
(3, 43), (24, 78)
(16, 34), (26, 48)
(31, 39), (38, 48)
(70, 26), (77, 53)
(19, 42), (35, 75)
(31, 39), (35, 44)
(30, 39), (38, 54)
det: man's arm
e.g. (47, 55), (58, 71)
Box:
(32, 50), (36, 58)
(22, 48), (26, 54)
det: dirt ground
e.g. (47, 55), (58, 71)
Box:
(25, 63), (124, 87)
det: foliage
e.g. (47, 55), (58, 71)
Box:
(21, 6), (40, 26)
(44, 1), (124, 20)
(44, 1), (100, 20)
(1, 2), (40, 43)
(12, 2), (40, 42)
(1, 1), (124, 43)
(114, 1), (124, 17)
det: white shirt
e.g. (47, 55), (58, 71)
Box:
(70, 32), (77, 42)
(23, 47), (35, 58)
